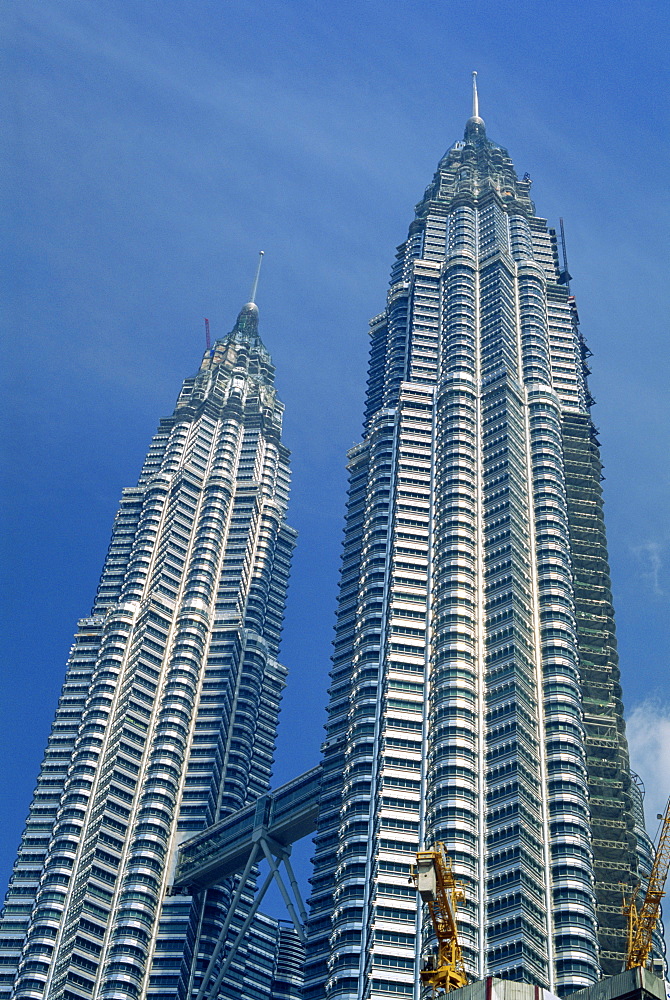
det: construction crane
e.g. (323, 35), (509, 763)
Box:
(412, 843), (468, 995)
(623, 794), (670, 971)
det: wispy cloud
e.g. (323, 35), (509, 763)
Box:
(631, 539), (669, 599)
(627, 699), (670, 829)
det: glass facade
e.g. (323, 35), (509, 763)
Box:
(0, 303), (296, 1000)
(303, 110), (662, 999)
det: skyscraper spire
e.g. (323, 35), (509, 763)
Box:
(467, 69), (485, 131)
(249, 249), (264, 304)
(227, 252), (266, 346)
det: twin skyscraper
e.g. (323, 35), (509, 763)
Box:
(1, 85), (664, 999)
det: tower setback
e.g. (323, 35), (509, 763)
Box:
(0, 301), (296, 1000)
(303, 85), (662, 999)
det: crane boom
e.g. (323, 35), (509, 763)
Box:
(412, 843), (468, 994)
(624, 795), (670, 970)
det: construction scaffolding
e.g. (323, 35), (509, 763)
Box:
(561, 405), (644, 975)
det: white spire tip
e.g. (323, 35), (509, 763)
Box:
(249, 251), (264, 304)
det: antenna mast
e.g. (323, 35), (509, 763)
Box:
(204, 318), (211, 352)
(249, 250), (264, 304)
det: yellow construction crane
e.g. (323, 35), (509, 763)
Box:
(623, 794), (670, 971)
(412, 843), (468, 995)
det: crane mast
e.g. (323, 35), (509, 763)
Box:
(624, 795), (670, 971)
(412, 844), (468, 995)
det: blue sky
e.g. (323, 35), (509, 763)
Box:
(2, 0), (669, 918)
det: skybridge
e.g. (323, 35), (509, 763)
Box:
(172, 765), (322, 1000)
(173, 764), (322, 890)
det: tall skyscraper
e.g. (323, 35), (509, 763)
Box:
(304, 78), (661, 999)
(0, 294), (296, 1000)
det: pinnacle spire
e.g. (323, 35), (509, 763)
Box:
(228, 252), (267, 346)
(465, 70), (485, 136)
(230, 251), (264, 344)
(249, 250), (264, 305)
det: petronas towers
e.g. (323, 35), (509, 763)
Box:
(1, 82), (664, 1000)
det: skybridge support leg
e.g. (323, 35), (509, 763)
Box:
(195, 842), (261, 1000)
(197, 831), (309, 1000)
(201, 863), (276, 1000)
(283, 851), (308, 925)
(258, 836), (306, 943)
(196, 833), (307, 1000)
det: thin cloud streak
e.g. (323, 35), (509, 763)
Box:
(631, 539), (669, 599)
(627, 699), (670, 829)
